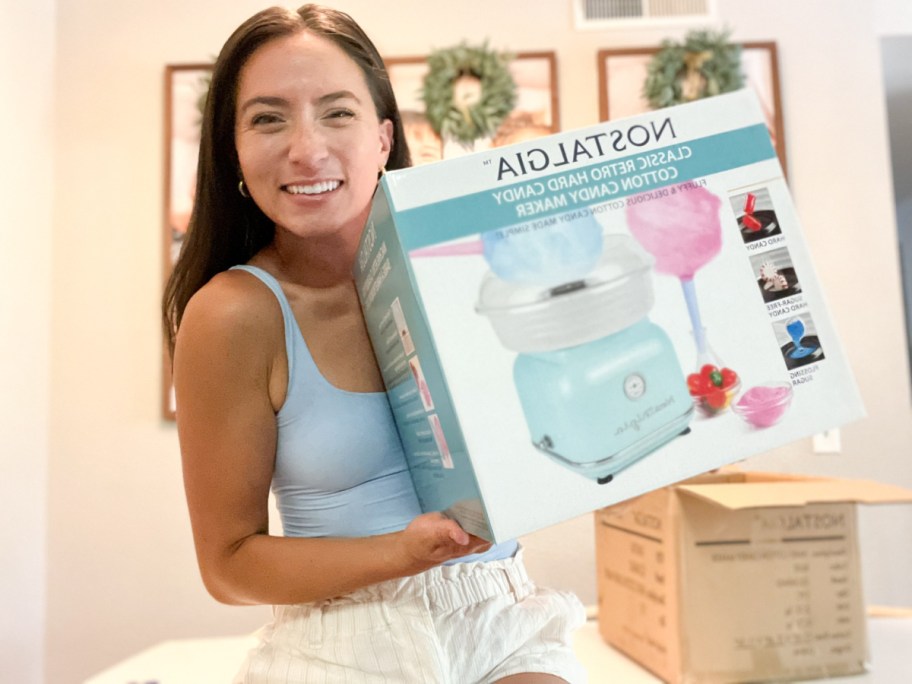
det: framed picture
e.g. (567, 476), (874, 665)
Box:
(385, 51), (560, 164)
(162, 64), (211, 420)
(598, 42), (787, 175)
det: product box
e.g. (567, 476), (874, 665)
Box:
(594, 470), (912, 683)
(353, 89), (865, 542)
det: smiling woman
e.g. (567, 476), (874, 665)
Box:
(160, 4), (586, 683)
(233, 32), (392, 252)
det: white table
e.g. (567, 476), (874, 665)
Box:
(86, 617), (912, 683)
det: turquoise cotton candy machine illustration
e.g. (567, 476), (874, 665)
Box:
(475, 214), (693, 484)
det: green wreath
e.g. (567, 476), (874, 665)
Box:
(421, 42), (516, 146)
(643, 29), (743, 109)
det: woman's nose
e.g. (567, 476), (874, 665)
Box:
(287, 122), (328, 166)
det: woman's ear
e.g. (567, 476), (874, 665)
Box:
(379, 118), (393, 168)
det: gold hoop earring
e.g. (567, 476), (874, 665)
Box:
(238, 180), (250, 198)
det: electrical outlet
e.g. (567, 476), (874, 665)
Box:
(813, 429), (842, 453)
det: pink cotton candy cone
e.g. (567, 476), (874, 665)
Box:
(626, 185), (723, 279)
(409, 240), (485, 258)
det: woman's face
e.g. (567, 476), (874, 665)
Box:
(234, 31), (392, 246)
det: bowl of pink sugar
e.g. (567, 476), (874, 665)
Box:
(731, 382), (793, 428)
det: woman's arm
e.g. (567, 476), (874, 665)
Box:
(173, 272), (488, 606)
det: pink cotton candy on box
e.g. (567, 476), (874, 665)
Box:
(626, 184), (723, 280)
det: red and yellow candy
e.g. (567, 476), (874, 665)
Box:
(687, 364), (740, 416)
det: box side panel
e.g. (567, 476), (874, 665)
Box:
(678, 499), (868, 682)
(354, 188), (492, 539)
(595, 490), (682, 683)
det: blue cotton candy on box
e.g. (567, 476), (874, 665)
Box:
(481, 213), (604, 285)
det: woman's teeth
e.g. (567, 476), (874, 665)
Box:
(285, 180), (340, 195)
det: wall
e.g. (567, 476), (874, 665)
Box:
(0, 1), (54, 682)
(47, 0), (912, 681)
(876, 0), (912, 34)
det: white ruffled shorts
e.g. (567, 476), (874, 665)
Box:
(234, 547), (587, 683)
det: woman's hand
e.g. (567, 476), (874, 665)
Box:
(393, 512), (492, 573)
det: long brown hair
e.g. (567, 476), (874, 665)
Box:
(162, 4), (411, 355)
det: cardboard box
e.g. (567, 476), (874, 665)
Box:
(354, 89), (865, 542)
(594, 471), (912, 683)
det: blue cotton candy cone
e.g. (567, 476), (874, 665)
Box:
(481, 212), (604, 285)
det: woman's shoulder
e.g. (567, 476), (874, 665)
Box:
(173, 267), (289, 414)
(178, 268), (282, 352)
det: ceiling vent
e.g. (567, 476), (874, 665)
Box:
(574, 0), (716, 28)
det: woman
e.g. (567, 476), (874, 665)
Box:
(162, 5), (586, 682)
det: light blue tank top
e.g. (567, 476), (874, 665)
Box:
(232, 266), (516, 563)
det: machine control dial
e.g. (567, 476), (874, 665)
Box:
(623, 373), (646, 400)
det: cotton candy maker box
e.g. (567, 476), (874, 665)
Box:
(475, 224), (693, 484)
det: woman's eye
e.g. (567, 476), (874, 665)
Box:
(251, 112), (283, 126)
(326, 108), (355, 121)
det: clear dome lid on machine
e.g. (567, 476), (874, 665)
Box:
(475, 233), (656, 354)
